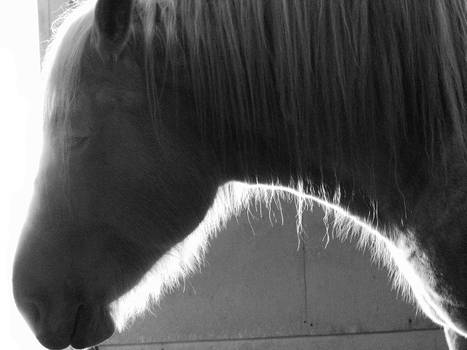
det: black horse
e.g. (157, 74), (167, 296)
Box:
(13, 0), (467, 348)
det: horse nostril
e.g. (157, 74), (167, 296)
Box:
(19, 301), (42, 330)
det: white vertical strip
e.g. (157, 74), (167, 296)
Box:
(0, 1), (44, 349)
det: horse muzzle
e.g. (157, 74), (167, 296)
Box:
(15, 296), (114, 349)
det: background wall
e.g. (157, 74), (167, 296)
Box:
(100, 202), (446, 350)
(38, 1), (447, 349)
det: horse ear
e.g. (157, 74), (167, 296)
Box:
(94, 0), (134, 59)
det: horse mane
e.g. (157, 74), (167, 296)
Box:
(46, 0), (467, 175)
(42, 0), (467, 329)
(149, 0), (467, 177)
(42, 1), (94, 134)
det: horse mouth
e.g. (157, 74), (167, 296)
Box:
(70, 304), (115, 349)
(37, 334), (72, 350)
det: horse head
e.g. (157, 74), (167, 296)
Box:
(12, 1), (467, 349)
(13, 0), (219, 348)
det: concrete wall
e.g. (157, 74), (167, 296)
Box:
(39, 1), (447, 349)
(100, 331), (447, 350)
(100, 202), (445, 349)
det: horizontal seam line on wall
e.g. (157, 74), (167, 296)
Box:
(102, 326), (442, 347)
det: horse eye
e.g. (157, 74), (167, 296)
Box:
(68, 135), (90, 148)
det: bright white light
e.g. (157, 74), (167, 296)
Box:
(0, 2), (46, 349)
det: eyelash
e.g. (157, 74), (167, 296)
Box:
(68, 136), (90, 148)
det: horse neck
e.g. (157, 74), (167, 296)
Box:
(204, 122), (418, 233)
(205, 110), (438, 237)
(161, 63), (426, 235)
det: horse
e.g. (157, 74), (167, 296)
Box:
(12, 0), (467, 348)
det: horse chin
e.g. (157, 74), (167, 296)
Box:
(69, 305), (115, 349)
(34, 304), (114, 350)
(36, 334), (71, 350)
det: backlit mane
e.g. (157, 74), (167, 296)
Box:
(42, 1), (95, 137)
(46, 0), (467, 175)
(40, 0), (467, 331)
(153, 0), (467, 176)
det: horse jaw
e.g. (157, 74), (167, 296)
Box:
(108, 183), (252, 330)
